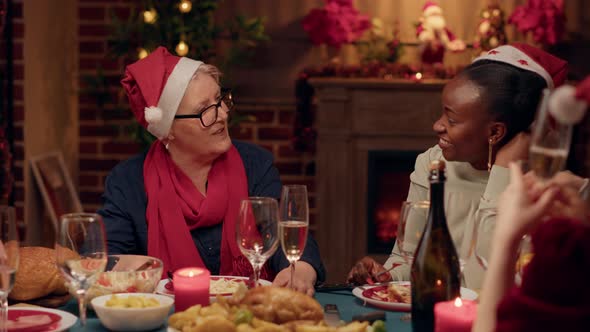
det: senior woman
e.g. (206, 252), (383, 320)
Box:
(347, 43), (586, 289)
(99, 46), (325, 295)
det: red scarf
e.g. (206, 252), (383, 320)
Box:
(143, 141), (274, 279)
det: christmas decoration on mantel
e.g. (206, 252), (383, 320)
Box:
(415, 1), (465, 65)
(509, 0), (565, 47)
(84, 0), (268, 148)
(473, 3), (508, 56)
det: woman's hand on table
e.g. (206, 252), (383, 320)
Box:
(273, 261), (317, 296)
(346, 256), (392, 285)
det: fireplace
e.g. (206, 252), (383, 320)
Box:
(310, 77), (445, 282)
(367, 150), (420, 254)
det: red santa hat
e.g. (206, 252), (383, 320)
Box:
(422, 1), (442, 17)
(472, 43), (567, 89)
(546, 75), (590, 125)
(121, 46), (203, 139)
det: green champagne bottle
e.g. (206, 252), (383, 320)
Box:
(411, 160), (461, 332)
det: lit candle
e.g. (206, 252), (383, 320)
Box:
(434, 297), (477, 332)
(173, 267), (210, 312)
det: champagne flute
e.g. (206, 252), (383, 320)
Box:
(278, 185), (309, 289)
(0, 206), (18, 332)
(529, 89), (572, 179)
(236, 197), (279, 287)
(56, 213), (107, 326)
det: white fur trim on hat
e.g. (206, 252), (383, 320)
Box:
(548, 85), (587, 125)
(473, 45), (554, 89)
(423, 5), (442, 17)
(146, 57), (203, 139)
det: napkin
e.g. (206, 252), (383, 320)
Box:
(496, 217), (590, 331)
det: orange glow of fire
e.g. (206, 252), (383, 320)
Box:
(375, 207), (400, 242)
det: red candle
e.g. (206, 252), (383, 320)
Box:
(173, 267), (210, 312)
(434, 297), (477, 332)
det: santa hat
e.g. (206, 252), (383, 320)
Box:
(121, 46), (203, 139)
(546, 76), (590, 125)
(473, 43), (568, 89)
(422, 1), (442, 17)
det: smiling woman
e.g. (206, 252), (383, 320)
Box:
(98, 46), (326, 295)
(347, 43), (571, 290)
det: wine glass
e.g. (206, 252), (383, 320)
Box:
(529, 89), (572, 179)
(0, 206), (18, 332)
(278, 185), (309, 289)
(236, 197), (279, 288)
(396, 201), (430, 265)
(55, 213), (107, 326)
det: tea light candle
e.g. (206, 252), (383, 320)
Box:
(173, 267), (210, 312)
(434, 297), (477, 332)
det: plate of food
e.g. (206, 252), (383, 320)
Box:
(352, 281), (478, 312)
(155, 275), (272, 299)
(6, 307), (77, 332)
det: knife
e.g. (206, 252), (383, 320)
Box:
(324, 304), (343, 327)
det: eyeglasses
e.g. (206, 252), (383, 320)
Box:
(174, 89), (234, 127)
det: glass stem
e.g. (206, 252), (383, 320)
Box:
(1, 295), (7, 332)
(290, 262), (295, 289)
(77, 290), (87, 326)
(253, 264), (261, 288)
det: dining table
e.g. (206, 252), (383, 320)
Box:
(58, 290), (412, 332)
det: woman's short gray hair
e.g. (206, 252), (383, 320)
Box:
(192, 63), (221, 83)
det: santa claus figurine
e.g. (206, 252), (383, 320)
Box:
(416, 1), (465, 64)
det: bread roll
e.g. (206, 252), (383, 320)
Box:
(238, 286), (323, 324)
(9, 246), (78, 301)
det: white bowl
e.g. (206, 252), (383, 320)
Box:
(91, 293), (173, 331)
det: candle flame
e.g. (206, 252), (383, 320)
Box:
(415, 72), (423, 80)
(436, 279), (442, 286)
(454, 297), (463, 307)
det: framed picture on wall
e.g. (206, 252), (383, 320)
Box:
(30, 151), (83, 229)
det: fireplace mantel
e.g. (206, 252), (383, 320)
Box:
(310, 77), (447, 282)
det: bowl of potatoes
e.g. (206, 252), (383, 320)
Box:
(91, 293), (173, 331)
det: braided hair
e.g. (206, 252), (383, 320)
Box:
(459, 59), (547, 145)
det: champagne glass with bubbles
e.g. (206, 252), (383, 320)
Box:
(278, 185), (309, 289)
(56, 213), (107, 326)
(0, 206), (18, 332)
(236, 197), (279, 287)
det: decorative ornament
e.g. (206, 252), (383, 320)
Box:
(138, 48), (149, 59)
(509, 0), (565, 47)
(473, 3), (507, 55)
(143, 8), (157, 24)
(416, 1), (465, 65)
(179, 0), (192, 13)
(175, 40), (189, 56)
(302, 0), (370, 49)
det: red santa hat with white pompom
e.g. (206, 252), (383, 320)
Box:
(121, 46), (203, 140)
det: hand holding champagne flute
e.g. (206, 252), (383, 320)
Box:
(55, 213), (107, 326)
(0, 206), (18, 332)
(278, 185), (309, 289)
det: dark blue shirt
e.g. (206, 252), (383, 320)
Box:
(98, 141), (326, 282)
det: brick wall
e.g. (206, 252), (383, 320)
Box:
(1, 0), (24, 220)
(77, 1), (317, 228)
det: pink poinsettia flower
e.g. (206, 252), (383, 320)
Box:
(509, 0), (565, 46)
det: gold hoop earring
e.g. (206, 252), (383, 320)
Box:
(487, 139), (493, 172)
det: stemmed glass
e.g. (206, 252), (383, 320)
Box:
(55, 213), (107, 326)
(236, 197), (279, 288)
(278, 185), (309, 289)
(396, 201), (430, 265)
(0, 206), (18, 332)
(529, 89), (572, 179)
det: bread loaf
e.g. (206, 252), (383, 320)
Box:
(9, 246), (78, 301)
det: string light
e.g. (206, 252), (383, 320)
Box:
(179, 0), (192, 13)
(138, 48), (149, 59)
(175, 40), (189, 56)
(143, 8), (157, 24)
